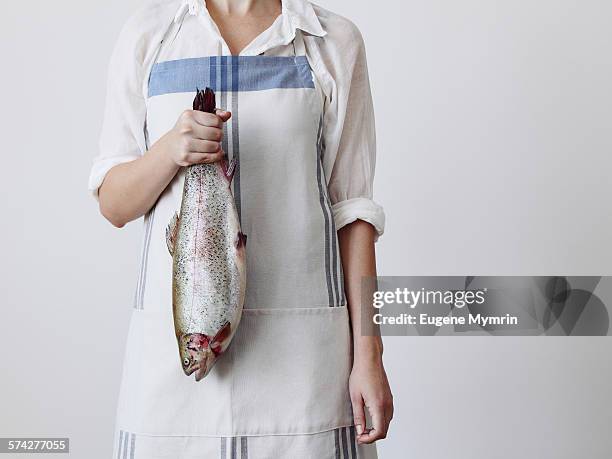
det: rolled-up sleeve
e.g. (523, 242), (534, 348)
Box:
(88, 17), (148, 201)
(317, 21), (385, 240)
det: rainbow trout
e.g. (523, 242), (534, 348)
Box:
(165, 87), (246, 381)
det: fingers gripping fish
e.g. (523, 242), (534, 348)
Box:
(166, 88), (247, 381)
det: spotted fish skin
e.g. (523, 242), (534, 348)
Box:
(166, 88), (246, 381)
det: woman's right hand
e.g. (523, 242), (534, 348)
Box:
(162, 108), (232, 167)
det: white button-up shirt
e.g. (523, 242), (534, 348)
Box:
(90, 1), (387, 448)
(89, 0), (385, 238)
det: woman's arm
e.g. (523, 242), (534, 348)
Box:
(98, 109), (230, 227)
(339, 219), (393, 444)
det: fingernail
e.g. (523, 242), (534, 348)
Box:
(356, 424), (363, 435)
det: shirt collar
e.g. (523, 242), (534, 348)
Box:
(181, 0), (326, 38)
(282, 0), (326, 37)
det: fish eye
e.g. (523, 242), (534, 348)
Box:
(183, 357), (190, 366)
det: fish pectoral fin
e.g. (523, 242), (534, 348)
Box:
(223, 158), (237, 182)
(236, 231), (247, 249)
(166, 212), (180, 256)
(211, 321), (232, 355)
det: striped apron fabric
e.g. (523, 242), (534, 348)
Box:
(111, 7), (377, 459)
(113, 426), (374, 458)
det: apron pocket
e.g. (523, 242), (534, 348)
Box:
(228, 306), (354, 436)
(115, 307), (354, 436)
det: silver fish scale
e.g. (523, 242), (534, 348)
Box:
(173, 163), (242, 337)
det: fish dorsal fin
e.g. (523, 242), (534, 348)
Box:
(166, 212), (180, 256)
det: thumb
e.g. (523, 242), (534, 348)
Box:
(351, 392), (366, 436)
(215, 108), (232, 121)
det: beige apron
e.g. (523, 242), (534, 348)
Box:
(114, 10), (355, 438)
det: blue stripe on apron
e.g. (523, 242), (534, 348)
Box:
(148, 56), (314, 97)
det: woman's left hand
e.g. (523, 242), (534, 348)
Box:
(349, 348), (394, 444)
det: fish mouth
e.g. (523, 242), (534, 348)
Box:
(194, 365), (210, 381)
(183, 360), (210, 380)
(178, 331), (227, 381)
(182, 364), (198, 377)
(182, 355), (211, 379)
(182, 362), (209, 380)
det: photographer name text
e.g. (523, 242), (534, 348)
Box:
(372, 288), (519, 327)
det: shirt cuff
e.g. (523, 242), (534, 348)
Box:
(331, 197), (386, 241)
(87, 155), (139, 201)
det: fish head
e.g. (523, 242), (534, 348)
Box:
(178, 333), (213, 379)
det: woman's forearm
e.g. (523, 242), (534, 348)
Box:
(339, 219), (393, 443)
(98, 132), (180, 228)
(338, 219), (383, 362)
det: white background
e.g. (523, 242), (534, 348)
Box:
(1, 0), (611, 458)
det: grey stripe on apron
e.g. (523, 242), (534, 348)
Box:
(230, 436), (237, 459)
(316, 117), (336, 307)
(122, 431), (128, 459)
(335, 427), (358, 459)
(334, 428), (342, 459)
(220, 56), (229, 162)
(132, 214), (144, 308)
(339, 264), (347, 305)
(220, 437), (226, 459)
(211, 54), (241, 222)
(349, 425), (357, 458)
(318, 128), (345, 307)
(341, 426), (350, 459)
(129, 432), (136, 459)
(117, 430), (136, 459)
(240, 436), (248, 458)
(117, 430), (124, 459)
(133, 207), (156, 309)
(326, 182), (343, 306)
(220, 436), (247, 459)
(231, 55), (242, 223)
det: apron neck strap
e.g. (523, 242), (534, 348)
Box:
(292, 29), (306, 56)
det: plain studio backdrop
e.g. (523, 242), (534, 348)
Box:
(1, 1), (611, 458)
